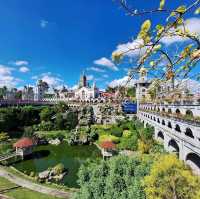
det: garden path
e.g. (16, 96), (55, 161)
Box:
(0, 167), (73, 198)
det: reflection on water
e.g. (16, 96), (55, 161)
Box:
(13, 143), (101, 188)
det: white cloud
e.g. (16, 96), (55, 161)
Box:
(33, 72), (64, 88)
(108, 76), (136, 88)
(71, 84), (79, 90)
(94, 57), (118, 71)
(87, 74), (94, 81)
(19, 66), (30, 73)
(103, 74), (109, 78)
(161, 18), (200, 45)
(0, 65), (21, 88)
(113, 39), (147, 58)
(14, 60), (29, 66)
(40, 20), (48, 28)
(0, 65), (14, 76)
(87, 67), (105, 73)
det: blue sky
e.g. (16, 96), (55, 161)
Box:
(0, 0), (199, 90)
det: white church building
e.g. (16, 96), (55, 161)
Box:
(75, 73), (99, 101)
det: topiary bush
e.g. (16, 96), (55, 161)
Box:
(111, 126), (123, 137)
(123, 130), (132, 138)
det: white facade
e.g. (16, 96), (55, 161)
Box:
(34, 80), (49, 101)
(22, 86), (34, 101)
(75, 85), (99, 101)
(136, 71), (200, 174)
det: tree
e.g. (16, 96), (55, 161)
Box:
(55, 113), (65, 130)
(0, 132), (9, 142)
(23, 126), (34, 137)
(0, 86), (7, 99)
(40, 107), (54, 122)
(112, 0), (200, 98)
(144, 154), (200, 199)
(74, 155), (153, 199)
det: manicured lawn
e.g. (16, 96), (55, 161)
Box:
(34, 130), (69, 139)
(0, 177), (59, 199)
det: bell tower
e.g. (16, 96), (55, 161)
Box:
(79, 71), (87, 88)
(136, 67), (151, 113)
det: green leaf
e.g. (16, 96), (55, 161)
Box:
(156, 24), (163, 31)
(176, 5), (186, 14)
(195, 7), (200, 15)
(153, 44), (162, 51)
(141, 20), (151, 32)
(150, 61), (155, 67)
(159, 0), (165, 10)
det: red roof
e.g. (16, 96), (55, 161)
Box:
(100, 141), (116, 149)
(14, 137), (34, 148)
(101, 92), (116, 98)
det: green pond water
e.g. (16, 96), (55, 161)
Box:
(13, 143), (101, 188)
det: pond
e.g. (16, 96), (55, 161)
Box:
(13, 143), (101, 188)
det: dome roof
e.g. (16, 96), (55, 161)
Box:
(14, 137), (34, 148)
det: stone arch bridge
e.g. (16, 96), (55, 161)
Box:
(138, 108), (200, 175)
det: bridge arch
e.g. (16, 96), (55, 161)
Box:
(162, 120), (165, 125)
(168, 121), (172, 128)
(157, 131), (164, 142)
(168, 108), (172, 114)
(175, 124), (181, 133)
(185, 110), (193, 117)
(186, 153), (200, 175)
(168, 139), (179, 157)
(175, 109), (181, 115)
(185, 128), (194, 139)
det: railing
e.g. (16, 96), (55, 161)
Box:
(0, 152), (19, 162)
(139, 109), (200, 127)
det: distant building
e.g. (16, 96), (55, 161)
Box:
(75, 72), (99, 101)
(57, 86), (75, 101)
(4, 88), (18, 100)
(22, 86), (34, 101)
(34, 80), (49, 101)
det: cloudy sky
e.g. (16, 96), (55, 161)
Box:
(0, 0), (199, 89)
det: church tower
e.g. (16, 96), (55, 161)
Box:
(79, 71), (87, 88)
(136, 67), (151, 113)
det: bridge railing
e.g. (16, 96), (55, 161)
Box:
(139, 109), (200, 127)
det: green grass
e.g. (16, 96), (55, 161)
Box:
(34, 130), (69, 139)
(0, 177), (59, 199)
(5, 166), (76, 192)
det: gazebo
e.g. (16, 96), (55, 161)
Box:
(100, 141), (116, 159)
(13, 137), (34, 159)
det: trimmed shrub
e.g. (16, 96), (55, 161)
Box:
(111, 126), (123, 137)
(123, 130), (132, 138)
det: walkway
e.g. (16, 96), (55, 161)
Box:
(0, 167), (73, 198)
(0, 152), (18, 162)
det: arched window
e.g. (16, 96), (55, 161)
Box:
(168, 122), (172, 128)
(185, 128), (194, 139)
(185, 110), (193, 119)
(162, 120), (165, 125)
(157, 118), (160, 123)
(154, 117), (156, 121)
(175, 109), (181, 115)
(175, 124), (181, 132)
(162, 108), (165, 112)
(168, 109), (172, 114)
